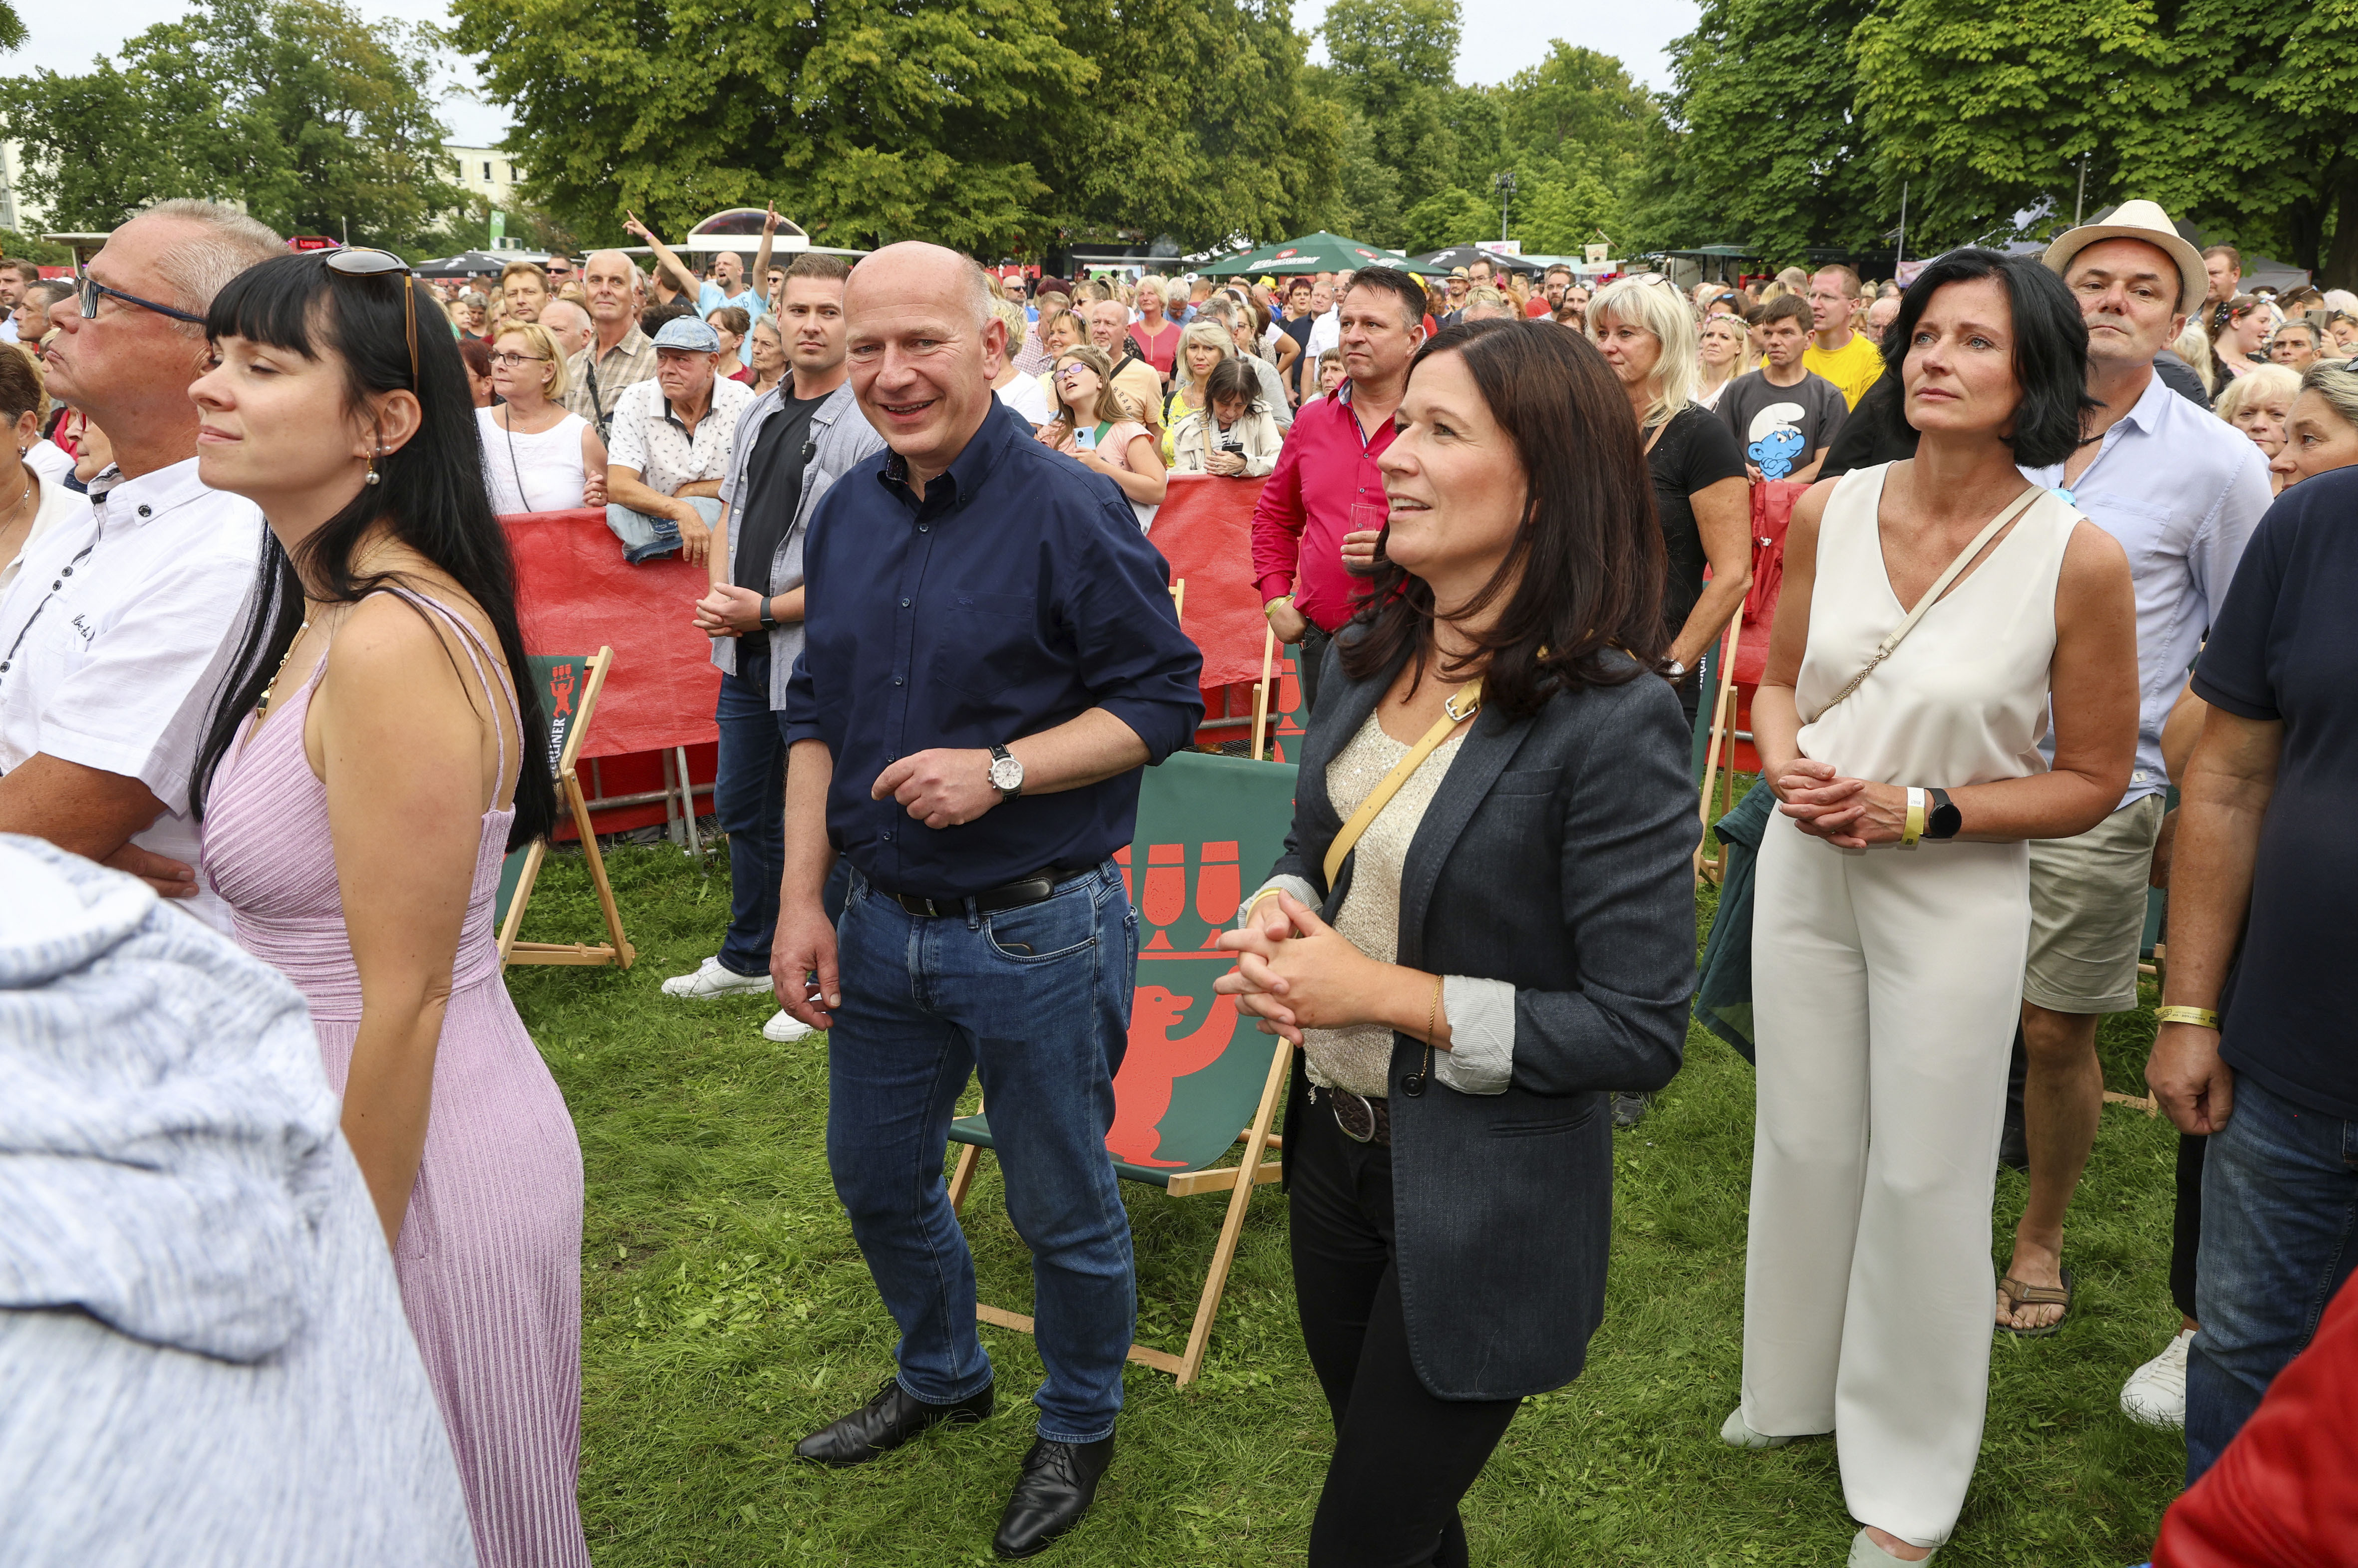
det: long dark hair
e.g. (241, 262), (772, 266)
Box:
(1871, 248), (2097, 468)
(1339, 319), (1665, 718)
(191, 252), (556, 850)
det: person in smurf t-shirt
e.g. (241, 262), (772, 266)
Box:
(1720, 293), (1848, 483)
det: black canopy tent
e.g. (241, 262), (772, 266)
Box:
(1409, 244), (1543, 276)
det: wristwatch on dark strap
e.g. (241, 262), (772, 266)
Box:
(988, 744), (1025, 798)
(758, 596), (778, 631)
(1926, 786), (1963, 840)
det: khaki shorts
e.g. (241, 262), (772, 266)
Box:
(2024, 794), (2167, 1015)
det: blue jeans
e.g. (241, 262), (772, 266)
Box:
(825, 861), (1139, 1443)
(713, 644), (783, 978)
(2185, 1069), (2358, 1482)
(605, 495), (722, 563)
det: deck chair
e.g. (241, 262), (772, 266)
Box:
(946, 750), (1299, 1385)
(496, 648), (636, 969)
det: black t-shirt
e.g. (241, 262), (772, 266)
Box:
(2190, 467), (2358, 1119)
(1718, 369), (1849, 480)
(1820, 374), (1917, 480)
(1278, 314), (1316, 399)
(731, 392), (827, 651)
(1645, 405), (1748, 643)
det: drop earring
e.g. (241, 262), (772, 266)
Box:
(364, 442), (382, 486)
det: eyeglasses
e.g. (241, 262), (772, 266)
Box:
(324, 248), (418, 388)
(77, 274), (206, 326)
(489, 350), (550, 368)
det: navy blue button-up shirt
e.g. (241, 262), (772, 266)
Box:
(784, 398), (1204, 899)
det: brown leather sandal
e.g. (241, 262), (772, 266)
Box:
(1996, 1268), (2074, 1337)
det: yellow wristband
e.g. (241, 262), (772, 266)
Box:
(1263, 595), (1293, 618)
(2155, 1005), (2221, 1031)
(1900, 786), (1926, 849)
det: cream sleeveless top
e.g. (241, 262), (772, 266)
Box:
(1795, 463), (2078, 789)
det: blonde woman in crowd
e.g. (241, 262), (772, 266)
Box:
(1697, 314), (1748, 411)
(2272, 359), (2358, 489)
(1040, 343), (1166, 527)
(1161, 319), (1234, 455)
(479, 321), (608, 514)
(2213, 365), (2301, 492)
(1032, 307), (1086, 411)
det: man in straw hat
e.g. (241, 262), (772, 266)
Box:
(1997, 201), (2271, 1405)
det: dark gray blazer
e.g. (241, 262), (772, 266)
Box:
(1272, 631), (1699, 1400)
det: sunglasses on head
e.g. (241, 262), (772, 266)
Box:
(323, 248), (419, 388)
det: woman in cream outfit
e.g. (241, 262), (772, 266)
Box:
(1733, 249), (2139, 1564)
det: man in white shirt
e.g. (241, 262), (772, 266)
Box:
(0, 258), (34, 344)
(603, 314), (754, 565)
(0, 200), (283, 933)
(1995, 201), (2273, 1345)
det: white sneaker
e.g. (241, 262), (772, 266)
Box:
(762, 1009), (815, 1043)
(2119, 1327), (2195, 1428)
(660, 956), (774, 1000)
(1850, 1527), (1935, 1565)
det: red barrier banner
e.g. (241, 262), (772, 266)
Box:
(502, 509), (719, 758)
(1152, 475), (1269, 691)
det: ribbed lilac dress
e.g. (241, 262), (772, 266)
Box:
(203, 589), (589, 1568)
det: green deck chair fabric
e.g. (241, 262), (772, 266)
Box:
(494, 653), (590, 931)
(949, 750), (1300, 1187)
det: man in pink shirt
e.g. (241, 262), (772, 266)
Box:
(1250, 266), (1430, 712)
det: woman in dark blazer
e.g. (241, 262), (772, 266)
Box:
(1217, 318), (1700, 1567)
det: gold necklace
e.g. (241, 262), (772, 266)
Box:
(255, 620), (314, 718)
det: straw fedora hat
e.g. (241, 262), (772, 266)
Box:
(2042, 199), (2208, 313)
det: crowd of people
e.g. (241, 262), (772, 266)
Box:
(1, 190), (2355, 1568)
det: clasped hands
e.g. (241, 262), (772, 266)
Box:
(1213, 890), (1392, 1045)
(1770, 757), (1908, 849)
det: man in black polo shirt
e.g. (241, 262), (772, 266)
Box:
(667, 255), (883, 1041)
(774, 243), (1202, 1558)
(2155, 466), (2358, 1483)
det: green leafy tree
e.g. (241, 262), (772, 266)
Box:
(1628, 0), (1888, 259)
(1045, 0), (1344, 252)
(0, 0), (461, 245)
(1310, 0), (1475, 224)
(1401, 185), (1495, 253)
(453, 0), (1096, 254)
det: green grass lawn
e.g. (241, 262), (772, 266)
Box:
(508, 838), (2186, 1567)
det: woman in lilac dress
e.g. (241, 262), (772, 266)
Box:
(185, 251), (589, 1568)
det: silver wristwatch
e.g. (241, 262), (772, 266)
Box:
(987, 744), (1025, 798)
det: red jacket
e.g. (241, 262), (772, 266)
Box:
(2154, 1267), (2358, 1567)
(1249, 381), (1398, 634)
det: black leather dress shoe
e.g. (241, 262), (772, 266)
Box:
(992, 1432), (1115, 1559)
(793, 1376), (993, 1466)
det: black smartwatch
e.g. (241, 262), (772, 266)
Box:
(1926, 786), (1963, 840)
(758, 596), (778, 631)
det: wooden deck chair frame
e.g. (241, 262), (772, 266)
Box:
(497, 647), (636, 969)
(944, 1041), (1292, 1387)
(1695, 604), (1748, 884)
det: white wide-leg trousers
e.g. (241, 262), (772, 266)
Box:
(1741, 817), (2029, 1549)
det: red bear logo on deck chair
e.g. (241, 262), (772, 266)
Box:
(1107, 986), (1238, 1168)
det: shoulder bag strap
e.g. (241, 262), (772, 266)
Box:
(1803, 484), (2046, 725)
(1323, 679), (1482, 888)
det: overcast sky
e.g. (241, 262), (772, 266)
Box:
(11, 0), (1697, 148)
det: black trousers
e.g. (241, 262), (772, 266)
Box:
(1290, 1093), (1521, 1568)
(1297, 622), (1334, 718)
(2172, 1131), (2205, 1321)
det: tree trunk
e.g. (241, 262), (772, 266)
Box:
(2322, 167), (2358, 292)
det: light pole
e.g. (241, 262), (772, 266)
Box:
(1494, 170), (1516, 245)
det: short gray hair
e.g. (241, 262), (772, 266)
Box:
(136, 199), (283, 328)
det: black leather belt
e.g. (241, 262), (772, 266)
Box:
(884, 865), (1087, 919)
